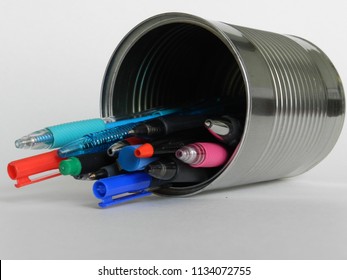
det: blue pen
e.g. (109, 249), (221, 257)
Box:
(93, 172), (156, 208)
(57, 108), (178, 158)
(15, 108), (178, 150)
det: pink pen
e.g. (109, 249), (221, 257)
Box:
(175, 142), (228, 168)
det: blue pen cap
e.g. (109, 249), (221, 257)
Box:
(117, 145), (158, 172)
(93, 172), (153, 207)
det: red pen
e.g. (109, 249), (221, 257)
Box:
(7, 150), (65, 188)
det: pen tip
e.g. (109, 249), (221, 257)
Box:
(107, 149), (114, 157)
(204, 119), (212, 128)
(204, 119), (230, 137)
(14, 139), (21, 148)
(14, 138), (32, 149)
(128, 129), (135, 135)
(88, 173), (96, 180)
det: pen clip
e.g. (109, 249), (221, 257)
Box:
(98, 191), (152, 208)
(14, 171), (61, 188)
(93, 172), (153, 208)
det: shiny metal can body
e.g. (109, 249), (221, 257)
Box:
(100, 13), (345, 196)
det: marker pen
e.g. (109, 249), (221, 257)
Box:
(59, 152), (115, 176)
(175, 142), (228, 168)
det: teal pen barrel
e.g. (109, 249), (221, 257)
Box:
(100, 13), (345, 196)
(49, 119), (106, 148)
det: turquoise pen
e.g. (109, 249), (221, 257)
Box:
(15, 108), (179, 150)
(58, 98), (225, 158)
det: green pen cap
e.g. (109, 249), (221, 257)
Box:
(59, 157), (82, 176)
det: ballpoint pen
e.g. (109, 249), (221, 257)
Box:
(128, 115), (207, 137)
(58, 123), (136, 158)
(59, 152), (115, 176)
(58, 108), (179, 158)
(145, 157), (210, 182)
(87, 163), (121, 180)
(204, 116), (242, 146)
(15, 107), (179, 150)
(7, 150), (65, 187)
(72, 163), (121, 180)
(175, 142), (229, 167)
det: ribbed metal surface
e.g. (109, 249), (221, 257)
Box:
(235, 27), (328, 180)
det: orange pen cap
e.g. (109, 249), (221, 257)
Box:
(134, 143), (154, 158)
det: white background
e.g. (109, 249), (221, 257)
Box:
(0, 0), (346, 259)
(2, 260), (347, 280)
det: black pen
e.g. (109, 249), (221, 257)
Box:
(145, 157), (210, 182)
(73, 163), (121, 180)
(128, 115), (206, 137)
(88, 163), (121, 180)
(59, 152), (115, 176)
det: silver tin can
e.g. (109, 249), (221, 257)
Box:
(100, 13), (345, 196)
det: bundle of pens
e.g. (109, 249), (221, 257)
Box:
(7, 101), (242, 207)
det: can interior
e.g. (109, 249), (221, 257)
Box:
(104, 22), (246, 195)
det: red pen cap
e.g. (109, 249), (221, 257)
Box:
(125, 137), (146, 145)
(134, 143), (154, 158)
(7, 150), (65, 188)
